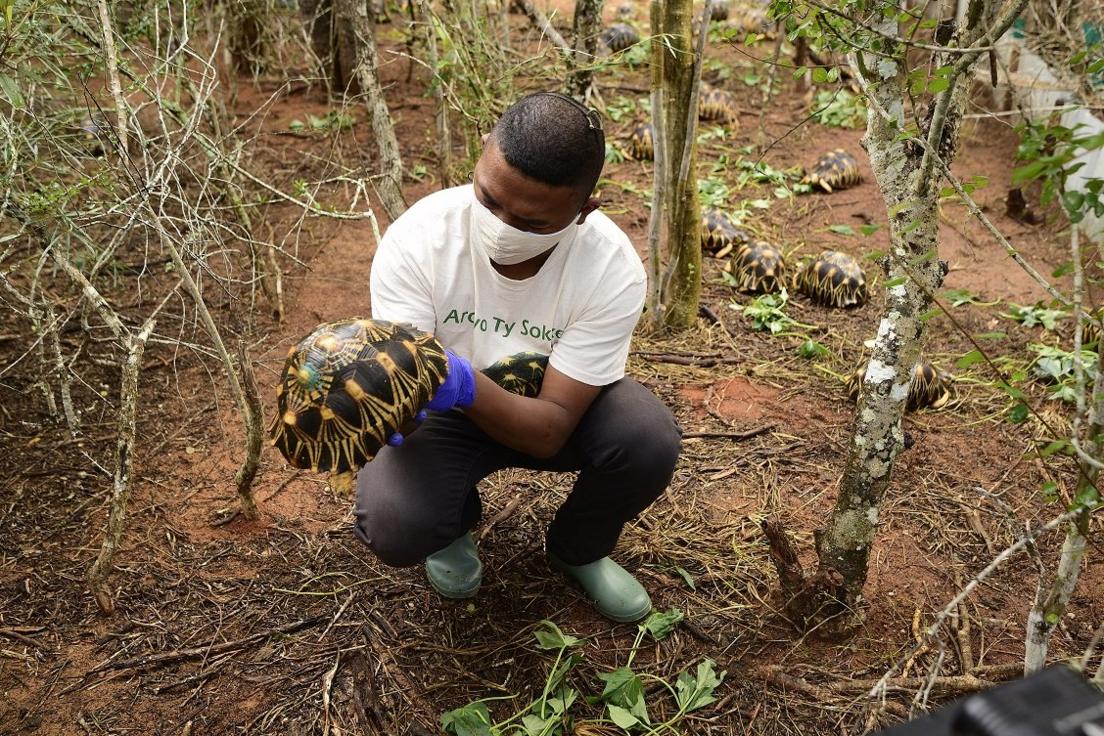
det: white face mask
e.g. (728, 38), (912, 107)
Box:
(470, 196), (579, 266)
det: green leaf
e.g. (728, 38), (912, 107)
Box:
(917, 308), (939, 323)
(812, 67), (829, 83)
(1008, 402), (1029, 424)
(441, 702), (493, 736)
(1041, 480), (1059, 501)
(0, 74), (21, 108)
(797, 339), (829, 360)
(884, 276), (907, 288)
(928, 76), (950, 93)
(957, 350), (984, 369)
(860, 224), (881, 236)
(598, 667), (650, 725)
(533, 621), (581, 650)
(521, 713), (553, 736)
(607, 704), (641, 729)
(673, 565), (696, 589)
(1039, 439), (1070, 457)
(643, 608), (684, 640)
(828, 224), (854, 235)
(675, 660), (725, 713)
(1052, 261), (1074, 278)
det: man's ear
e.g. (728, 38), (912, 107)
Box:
(481, 132), (490, 146)
(575, 197), (601, 224)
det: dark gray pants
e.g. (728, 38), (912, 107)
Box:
(353, 378), (681, 567)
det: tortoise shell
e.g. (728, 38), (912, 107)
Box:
(846, 359), (951, 412)
(601, 23), (640, 53)
(793, 250), (868, 307)
(700, 208), (748, 254)
(482, 352), (548, 398)
(699, 88), (737, 123)
(729, 240), (786, 293)
(1078, 308), (1102, 349)
(629, 122), (654, 161)
(269, 319), (448, 473)
(707, 0), (730, 21)
(801, 149), (863, 193)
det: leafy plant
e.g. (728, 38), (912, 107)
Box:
(942, 287), (1000, 308)
(698, 178), (731, 209)
(728, 289), (814, 334)
(810, 88), (866, 128)
(1005, 302), (1066, 330)
(1013, 121), (1104, 223)
(440, 612), (725, 736)
(1028, 344), (1098, 403)
(288, 110), (355, 135)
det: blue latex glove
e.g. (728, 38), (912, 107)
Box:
(387, 410), (428, 447)
(425, 349), (477, 412)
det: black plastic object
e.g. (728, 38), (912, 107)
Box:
(875, 666), (1104, 736)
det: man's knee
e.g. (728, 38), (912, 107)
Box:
(593, 385), (682, 480)
(353, 475), (447, 567)
(352, 509), (436, 567)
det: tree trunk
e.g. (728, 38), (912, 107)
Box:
(777, 1), (1021, 628)
(1024, 227), (1098, 672)
(656, 0), (700, 328)
(87, 318), (156, 615)
(338, 0), (407, 221)
(565, 0), (604, 101)
(301, 0), (360, 93)
(227, 0), (266, 75)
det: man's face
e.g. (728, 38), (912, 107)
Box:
(472, 141), (589, 234)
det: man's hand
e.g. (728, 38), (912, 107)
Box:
(426, 350), (477, 412)
(465, 364), (602, 459)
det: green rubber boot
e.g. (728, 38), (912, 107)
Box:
(425, 532), (482, 599)
(548, 553), (653, 623)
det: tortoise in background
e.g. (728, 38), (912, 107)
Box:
(628, 122), (654, 161)
(728, 240), (786, 294)
(801, 149), (863, 193)
(707, 0), (730, 21)
(793, 250), (868, 308)
(270, 319), (448, 490)
(846, 359), (952, 412)
(701, 208), (749, 256)
(699, 87), (739, 124)
(601, 23), (640, 53)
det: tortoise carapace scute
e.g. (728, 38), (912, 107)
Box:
(269, 319), (448, 473)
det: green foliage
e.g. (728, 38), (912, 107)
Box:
(728, 289), (814, 334)
(1004, 302), (1066, 331)
(288, 110), (355, 135)
(810, 88), (866, 128)
(698, 179), (731, 209)
(1013, 121), (1104, 223)
(1028, 344), (1098, 402)
(605, 96), (639, 123)
(441, 614), (725, 735)
(797, 339), (829, 359)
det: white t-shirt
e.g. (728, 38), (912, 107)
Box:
(370, 185), (646, 386)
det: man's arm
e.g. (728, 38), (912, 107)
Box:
(463, 366), (601, 459)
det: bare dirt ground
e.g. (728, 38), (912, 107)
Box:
(2, 4), (1101, 736)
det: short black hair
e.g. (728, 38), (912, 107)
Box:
(490, 92), (606, 204)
